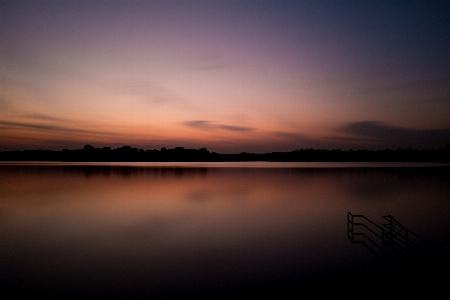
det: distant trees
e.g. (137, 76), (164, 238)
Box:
(0, 144), (449, 162)
(83, 145), (95, 151)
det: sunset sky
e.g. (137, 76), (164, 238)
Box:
(1, 0), (449, 153)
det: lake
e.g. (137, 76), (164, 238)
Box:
(1, 162), (449, 298)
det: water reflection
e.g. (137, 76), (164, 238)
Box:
(0, 163), (449, 298)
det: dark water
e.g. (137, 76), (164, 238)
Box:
(0, 162), (449, 298)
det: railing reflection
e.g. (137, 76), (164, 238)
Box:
(348, 212), (434, 261)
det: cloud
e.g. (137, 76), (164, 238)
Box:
(23, 113), (67, 122)
(182, 120), (215, 129)
(0, 120), (101, 135)
(1, 51), (180, 106)
(332, 75), (450, 99)
(340, 121), (450, 149)
(182, 120), (253, 132)
(271, 131), (309, 141)
(217, 125), (253, 132)
(115, 80), (180, 105)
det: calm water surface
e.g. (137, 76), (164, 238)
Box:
(1, 162), (449, 298)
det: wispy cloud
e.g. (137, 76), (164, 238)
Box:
(217, 124), (253, 132)
(182, 120), (215, 129)
(23, 113), (68, 122)
(182, 120), (253, 132)
(0, 120), (101, 135)
(340, 121), (450, 149)
(1, 52), (180, 106)
(270, 131), (309, 141)
(115, 80), (181, 105)
(329, 75), (450, 104)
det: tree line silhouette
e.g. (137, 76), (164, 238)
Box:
(1, 144), (449, 162)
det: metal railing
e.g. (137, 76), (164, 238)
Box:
(348, 212), (433, 260)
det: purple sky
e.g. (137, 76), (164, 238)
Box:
(1, 1), (449, 152)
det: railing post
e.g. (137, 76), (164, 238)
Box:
(351, 213), (353, 240)
(348, 212), (353, 241)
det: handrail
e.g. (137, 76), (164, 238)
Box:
(348, 212), (433, 260)
(382, 215), (431, 244)
(353, 222), (383, 239)
(353, 214), (384, 231)
(348, 213), (386, 251)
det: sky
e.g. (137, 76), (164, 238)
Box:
(1, 0), (450, 153)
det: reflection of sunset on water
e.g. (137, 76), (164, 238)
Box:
(1, 163), (449, 297)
